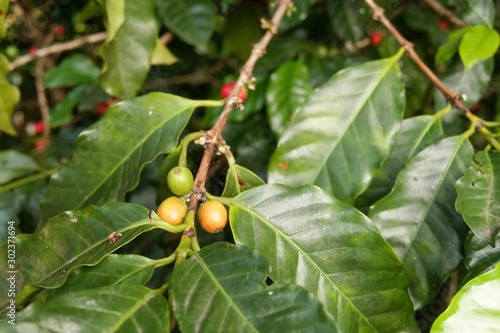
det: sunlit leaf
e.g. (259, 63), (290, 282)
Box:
(455, 150), (500, 246)
(40, 93), (201, 223)
(0, 285), (169, 332)
(150, 39), (178, 65)
(431, 263), (500, 333)
(459, 25), (499, 68)
(368, 135), (474, 309)
(0, 55), (20, 136)
(230, 184), (419, 332)
(269, 51), (405, 203)
(172, 242), (338, 332)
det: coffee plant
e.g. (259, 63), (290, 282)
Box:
(0, 0), (499, 332)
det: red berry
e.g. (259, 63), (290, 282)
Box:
(438, 20), (448, 31)
(220, 81), (248, 101)
(34, 121), (44, 135)
(92, 100), (115, 116)
(34, 139), (47, 150)
(53, 25), (65, 36)
(370, 32), (383, 46)
(28, 46), (37, 55)
(25, 121), (45, 136)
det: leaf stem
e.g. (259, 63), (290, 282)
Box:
(0, 168), (57, 192)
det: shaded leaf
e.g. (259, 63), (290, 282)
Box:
(230, 184), (419, 333)
(266, 60), (312, 137)
(0, 150), (41, 185)
(44, 54), (99, 88)
(40, 92), (200, 223)
(49, 85), (89, 128)
(274, 0), (316, 33)
(430, 263), (500, 333)
(355, 114), (445, 212)
(368, 135), (474, 309)
(459, 25), (499, 68)
(0, 193), (20, 243)
(172, 242), (337, 333)
(269, 51), (405, 203)
(156, 0), (216, 53)
(327, 0), (370, 41)
(0, 55), (20, 136)
(435, 28), (467, 64)
(455, 150), (500, 246)
(0, 202), (166, 313)
(99, 0), (159, 99)
(464, 232), (500, 283)
(0, 285), (169, 332)
(46, 254), (157, 300)
(463, 0), (495, 26)
(222, 164), (265, 198)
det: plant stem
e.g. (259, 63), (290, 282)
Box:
(0, 168), (57, 192)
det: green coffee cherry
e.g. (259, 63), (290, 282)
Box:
(167, 166), (194, 196)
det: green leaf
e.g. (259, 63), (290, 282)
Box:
(156, 0), (216, 53)
(327, 0), (371, 41)
(0, 193), (20, 243)
(230, 184), (419, 333)
(49, 85), (89, 128)
(431, 263), (500, 333)
(44, 54), (99, 88)
(0, 150), (41, 185)
(40, 92), (200, 223)
(171, 242), (338, 332)
(1, 284), (169, 332)
(368, 135), (474, 309)
(222, 164), (265, 198)
(435, 28), (467, 64)
(355, 114), (445, 211)
(150, 39), (178, 65)
(269, 51), (405, 203)
(434, 58), (493, 109)
(266, 60), (312, 137)
(99, 0), (159, 99)
(46, 254), (157, 300)
(0, 0), (9, 39)
(98, 0), (124, 42)
(0, 55), (20, 136)
(0, 202), (165, 313)
(455, 150), (500, 246)
(464, 232), (500, 283)
(463, 0), (495, 26)
(459, 25), (500, 68)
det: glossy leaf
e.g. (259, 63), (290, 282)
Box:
(99, 0), (158, 99)
(40, 93), (200, 223)
(222, 164), (265, 198)
(0, 202), (165, 313)
(46, 254), (157, 300)
(434, 58), (493, 109)
(355, 114), (444, 211)
(368, 135), (474, 309)
(327, 0), (370, 41)
(435, 28), (467, 64)
(269, 51), (405, 203)
(455, 150), (500, 246)
(463, 0), (495, 26)
(464, 232), (500, 283)
(431, 263), (500, 333)
(171, 242), (338, 333)
(230, 184), (419, 332)
(0, 55), (20, 136)
(0, 150), (41, 184)
(44, 54), (99, 88)
(266, 60), (312, 137)
(1, 284), (169, 332)
(459, 25), (500, 68)
(156, 0), (216, 53)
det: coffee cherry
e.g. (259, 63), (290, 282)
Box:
(370, 32), (383, 46)
(220, 81), (248, 101)
(53, 25), (65, 37)
(167, 166), (194, 196)
(438, 20), (448, 31)
(198, 200), (228, 233)
(157, 197), (188, 226)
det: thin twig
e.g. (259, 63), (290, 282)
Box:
(189, 0), (293, 210)
(364, 0), (500, 150)
(421, 0), (467, 27)
(9, 32), (107, 71)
